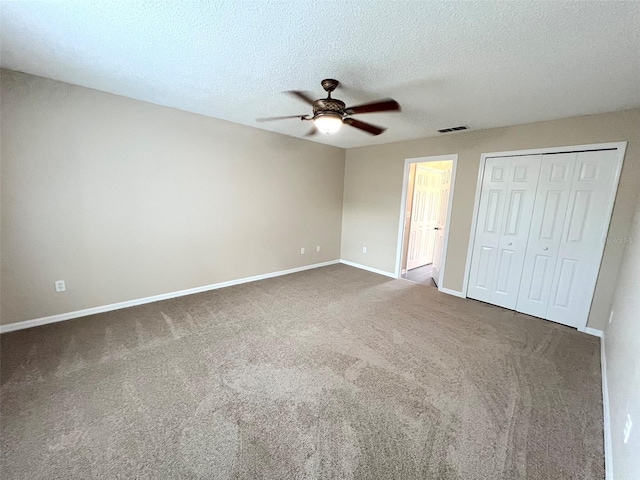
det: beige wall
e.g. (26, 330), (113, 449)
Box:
(604, 186), (640, 479)
(3, 68), (638, 333)
(0, 70), (345, 325)
(342, 108), (640, 330)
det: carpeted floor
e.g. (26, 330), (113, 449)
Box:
(1, 264), (604, 479)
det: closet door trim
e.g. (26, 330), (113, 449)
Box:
(462, 141), (627, 332)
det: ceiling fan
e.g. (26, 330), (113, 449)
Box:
(257, 79), (401, 136)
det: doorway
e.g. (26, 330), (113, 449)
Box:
(396, 155), (457, 290)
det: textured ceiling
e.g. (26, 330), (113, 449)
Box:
(1, 1), (639, 149)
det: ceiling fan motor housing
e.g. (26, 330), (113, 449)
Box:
(312, 79), (344, 119)
(313, 98), (346, 117)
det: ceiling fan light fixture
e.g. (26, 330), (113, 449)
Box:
(259, 79), (400, 137)
(313, 113), (343, 134)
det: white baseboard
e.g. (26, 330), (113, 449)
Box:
(584, 327), (604, 337)
(0, 260), (341, 334)
(339, 259), (396, 278)
(438, 287), (466, 298)
(600, 333), (613, 480)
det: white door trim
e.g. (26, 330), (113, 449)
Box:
(477, 142), (628, 159)
(395, 154), (459, 295)
(462, 141), (627, 331)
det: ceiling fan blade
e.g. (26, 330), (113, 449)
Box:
(344, 99), (401, 115)
(343, 117), (386, 135)
(286, 90), (316, 106)
(304, 125), (318, 137)
(256, 115), (304, 122)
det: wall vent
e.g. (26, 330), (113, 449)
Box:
(438, 125), (469, 133)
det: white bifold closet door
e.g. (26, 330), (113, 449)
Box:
(543, 150), (620, 327)
(467, 155), (541, 309)
(515, 153), (576, 319)
(469, 148), (621, 328)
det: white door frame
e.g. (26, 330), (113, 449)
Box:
(462, 141), (627, 332)
(395, 154), (459, 293)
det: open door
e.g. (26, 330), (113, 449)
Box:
(406, 166), (442, 270)
(398, 156), (456, 289)
(431, 164), (452, 286)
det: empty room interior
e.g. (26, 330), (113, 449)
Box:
(1, 2), (639, 479)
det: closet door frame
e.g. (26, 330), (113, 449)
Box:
(462, 141), (627, 332)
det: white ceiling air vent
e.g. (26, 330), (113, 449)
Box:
(438, 125), (469, 133)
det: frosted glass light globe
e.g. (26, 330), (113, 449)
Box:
(314, 113), (342, 134)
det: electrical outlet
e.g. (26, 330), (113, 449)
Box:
(316, 245), (320, 252)
(363, 246), (367, 254)
(624, 414), (633, 444)
(609, 310), (614, 324)
(300, 247), (305, 255)
(55, 280), (66, 292)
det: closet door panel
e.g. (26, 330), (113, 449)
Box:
(489, 156), (541, 309)
(467, 158), (511, 303)
(516, 153), (576, 318)
(546, 150), (620, 327)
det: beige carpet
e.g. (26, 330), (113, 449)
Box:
(1, 264), (604, 479)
